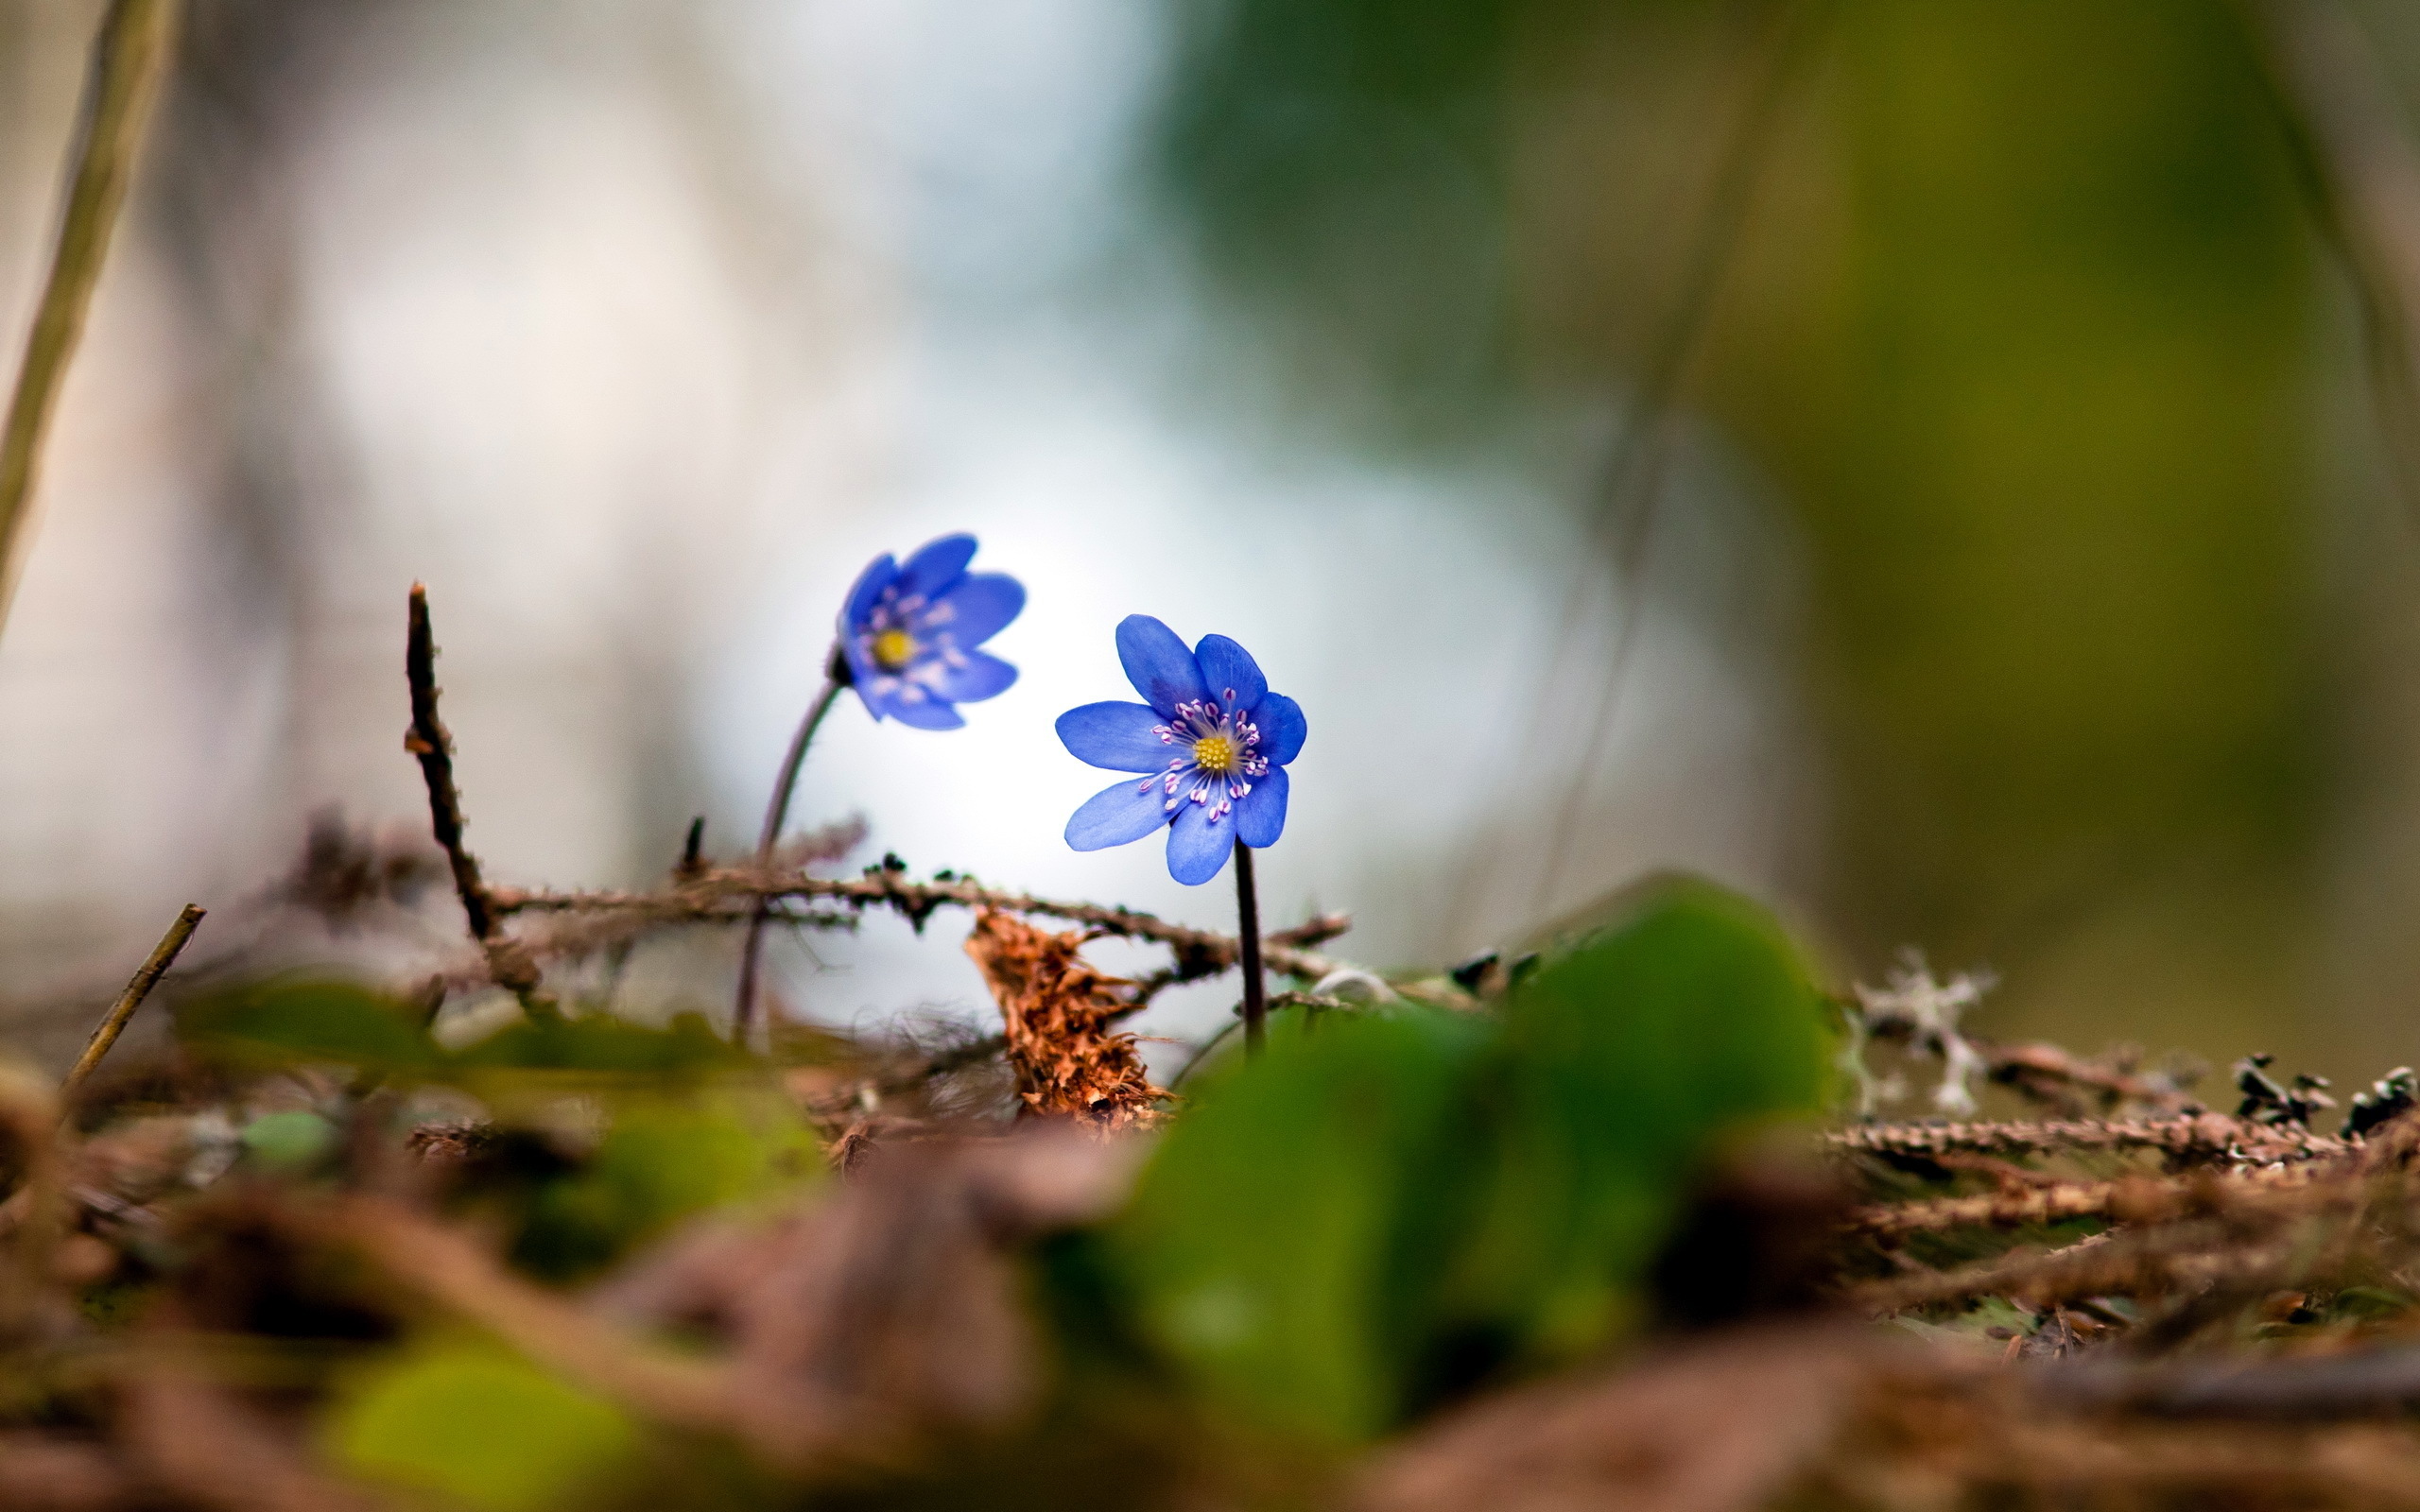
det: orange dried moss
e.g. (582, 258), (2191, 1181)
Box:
(963, 910), (1167, 1130)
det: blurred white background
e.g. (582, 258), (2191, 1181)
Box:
(0, 0), (1804, 1055)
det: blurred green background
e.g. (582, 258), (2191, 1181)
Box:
(1153, 0), (2420, 1091)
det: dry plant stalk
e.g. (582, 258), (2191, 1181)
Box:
(61, 903), (202, 1096)
(0, 0), (181, 632)
(964, 910), (1166, 1130)
(404, 584), (553, 1018)
(493, 870), (1354, 985)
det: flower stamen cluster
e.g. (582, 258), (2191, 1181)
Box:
(1149, 696), (1269, 820)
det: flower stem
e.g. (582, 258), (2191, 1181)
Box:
(734, 646), (848, 1046)
(1234, 839), (1267, 1057)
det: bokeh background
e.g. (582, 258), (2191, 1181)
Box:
(4, 0), (2420, 1091)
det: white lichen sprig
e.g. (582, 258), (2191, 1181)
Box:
(1850, 949), (1998, 1119)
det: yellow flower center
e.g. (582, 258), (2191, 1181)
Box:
(871, 628), (917, 672)
(1192, 734), (1237, 775)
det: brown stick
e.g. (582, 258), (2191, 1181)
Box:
(1827, 1113), (2349, 1166)
(491, 870), (1352, 984)
(0, 0), (182, 633)
(61, 903), (202, 1095)
(405, 584), (551, 1016)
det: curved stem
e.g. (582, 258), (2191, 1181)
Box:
(734, 653), (847, 1045)
(1234, 840), (1266, 1057)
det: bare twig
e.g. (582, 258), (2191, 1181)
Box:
(404, 584), (552, 1018)
(1844, 1162), (2344, 1238)
(1978, 1037), (2197, 1115)
(0, 0), (181, 632)
(1828, 1114), (2349, 1165)
(491, 869), (1350, 984)
(60, 904), (201, 1096)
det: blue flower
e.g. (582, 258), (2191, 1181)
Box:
(1056, 615), (1306, 885)
(838, 534), (1025, 729)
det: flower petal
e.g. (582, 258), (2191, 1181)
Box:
(1235, 765), (1289, 849)
(899, 534), (979, 599)
(1057, 701), (1176, 772)
(840, 553), (898, 633)
(923, 649), (1017, 704)
(1116, 614), (1208, 715)
(1193, 634), (1267, 710)
(925, 573), (1024, 648)
(1166, 799), (1235, 885)
(874, 685), (966, 730)
(1066, 776), (1173, 850)
(1253, 691), (1307, 765)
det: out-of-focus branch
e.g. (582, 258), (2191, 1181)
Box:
(405, 584), (553, 1018)
(2249, 0), (2420, 524)
(0, 0), (182, 632)
(1827, 1113), (2350, 1164)
(61, 903), (202, 1095)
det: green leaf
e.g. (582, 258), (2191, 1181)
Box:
(239, 1109), (337, 1170)
(452, 1010), (749, 1076)
(176, 978), (441, 1073)
(511, 1094), (821, 1280)
(1106, 1005), (1491, 1445)
(326, 1338), (635, 1512)
(1446, 875), (1835, 1363)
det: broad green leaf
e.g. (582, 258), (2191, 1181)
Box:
(326, 1338), (634, 1512)
(1106, 1006), (1490, 1445)
(512, 1094), (821, 1280)
(452, 1010), (747, 1076)
(1446, 876), (1835, 1363)
(175, 978), (441, 1073)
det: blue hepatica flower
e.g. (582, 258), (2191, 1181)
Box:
(1057, 615), (1306, 885)
(838, 534), (1025, 729)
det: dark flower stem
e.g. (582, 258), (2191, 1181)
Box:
(734, 645), (849, 1045)
(1234, 839), (1267, 1056)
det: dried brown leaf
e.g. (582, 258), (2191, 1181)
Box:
(964, 910), (1166, 1130)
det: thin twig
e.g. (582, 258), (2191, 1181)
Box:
(404, 584), (552, 1018)
(1843, 1163), (2342, 1238)
(0, 0), (181, 632)
(2242, 0), (2420, 530)
(1827, 1114), (2350, 1165)
(491, 869), (1351, 984)
(61, 903), (201, 1096)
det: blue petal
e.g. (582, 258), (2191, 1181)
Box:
(1166, 799), (1235, 885)
(1116, 614), (1208, 715)
(1066, 776), (1174, 850)
(899, 534), (979, 599)
(925, 573), (1024, 648)
(1194, 634), (1267, 710)
(840, 554), (898, 633)
(925, 649), (1017, 704)
(1057, 701), (1175, 772)
(884, 692), (966, 730)
(1254, 691), (1307, 765)
(1235, 765), (1289, 849)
